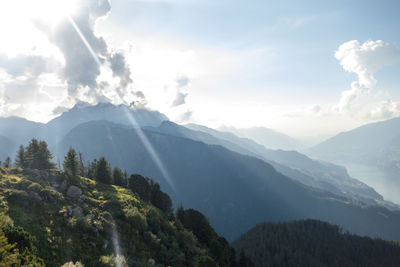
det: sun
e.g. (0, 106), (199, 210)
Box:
(28, 0), (79, 25)
(0, 0), (79, 28)
(0, 0), (80, 57)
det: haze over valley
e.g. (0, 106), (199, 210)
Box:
(0, 0), (400, 266)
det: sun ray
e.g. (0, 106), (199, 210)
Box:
(66, 14), (176, 192)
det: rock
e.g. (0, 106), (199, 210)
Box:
(24, 168), (48, 179)
(67, 206), (73, 217)
(66, 185), (82, 199)
(58, 180), (68, 192)
(72, 206), (83, 217)
(52, 180), (67, 193)
(148, 258), (156, 265)
(29, 191), (43, 201)
(8, 168), (21, 175)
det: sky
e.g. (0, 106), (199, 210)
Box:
(0, 0), (399, 137)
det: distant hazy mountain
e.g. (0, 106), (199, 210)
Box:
(45, 102), (168, 146)
(0, 102), (168, 148)
(307, 117), (400, 174)
(55, 120), (400, 241)
(0, 104), (392, 208)
(0, 135), (16, 160)
(0, 117), (45, 146)
(185, 123), (390, 209)
(219, 126), (304, 150)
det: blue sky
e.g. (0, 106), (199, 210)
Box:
(98, 0), (400, 136)
(0, 0), (399, 137)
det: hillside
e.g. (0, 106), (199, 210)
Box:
(54, 120), (400, 241)
(232, 219), (400, 267)
(0, 135), (16, 161)
(0, 102), (168, 154)
(0, 167), (247, 266)
(307, 117), (400, 168)
(219, 126), (303, 150)
(0, 106), (388, 209)
(184, 123), (388, 208)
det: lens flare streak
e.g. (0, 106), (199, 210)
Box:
(67, 15), (102, 67)
(122, 107), (177, 192)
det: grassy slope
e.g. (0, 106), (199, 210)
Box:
(0, 167), (215, 266)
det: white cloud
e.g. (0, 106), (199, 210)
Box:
(176, 110), (193, 123)
(171, 74), (190, 107)
(0, 0), (149, 121)
(334, 40), (400, 111)
(368, 100), (400, 120)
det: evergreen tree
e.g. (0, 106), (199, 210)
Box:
(36, 141), (54, 169)
(112, 167), (124, 186)
(25, 138), (40, 168)
(150, 181), (173, 215)
(238, 249), (254, 267)
(128, 174), (152, 202)
(123, 170), (128, 187)
(78, 152), (85, 177)
(86, 159), (97, 179)
(24, 139), (54, 170)
(94, 157), (112, 184)
(3, 157), (11, 168)
(63, 148), (80, 181)
(15, 145), (25, 168)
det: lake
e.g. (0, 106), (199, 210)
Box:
(342, 163), (400, 205)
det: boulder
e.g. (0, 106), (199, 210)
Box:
(29, 191), (43, 201)
(66, 185), (82, 199)
(72, 206), (83, 217)
(52, 180), (67, 193)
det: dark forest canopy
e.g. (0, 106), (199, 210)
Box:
(233, 219), (400, 267)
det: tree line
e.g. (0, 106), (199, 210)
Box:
(2, 138), (173, 215)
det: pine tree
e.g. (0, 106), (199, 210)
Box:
(87, 159), (97, 179)
(3, 157), (11, 168)
(63, 148), (79, 180)
(24, 139), (54, 170)
(123, 170), (128, 187)
(15, 145), (25, 168)
(94, 157), (112, 184)
(78, 152), (85, 177)
(112, 167), (124, 186)
(128, 174), (152, 202)
(37, 141), (54, 169)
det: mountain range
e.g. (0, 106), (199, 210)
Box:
(219, 126), (304, 150)
(1, 103), (400, 241)
(307, 117), (400, 174)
